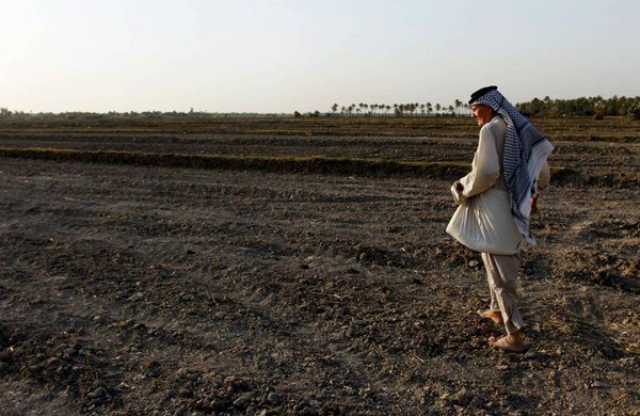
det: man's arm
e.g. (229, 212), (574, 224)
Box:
(456, 124), (501, 200)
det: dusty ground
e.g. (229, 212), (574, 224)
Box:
(0, 134), (639, 415)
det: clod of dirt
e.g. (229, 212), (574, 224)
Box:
(233, 392), (254, 409)
(433, 240), (482, 270)
(448, 387), (471, 405)
(142, 359), (161, 378)
(0, 324), (9, 349)
(352, 244), (416, 268)
(0, 348), (11, 362)
(553, 249), (640, 292)
(223, 375), (251, 394)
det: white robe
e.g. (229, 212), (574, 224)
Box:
(447, 116), (549, 255)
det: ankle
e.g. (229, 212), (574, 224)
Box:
(510, 330), (524, 342)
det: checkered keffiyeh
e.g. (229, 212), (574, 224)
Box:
(472, 89), (554, 245)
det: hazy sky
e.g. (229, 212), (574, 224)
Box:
(2, 0), (639, 113)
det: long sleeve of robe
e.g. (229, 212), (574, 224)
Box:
(455, 117), (506, 202)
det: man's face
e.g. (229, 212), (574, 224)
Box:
(471, 104), (494, 127)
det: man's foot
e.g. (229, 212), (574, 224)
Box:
(477, 309), (504, 326)
(488, 332), (528, 353)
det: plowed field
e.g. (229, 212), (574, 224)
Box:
(1, 121), (639, 415)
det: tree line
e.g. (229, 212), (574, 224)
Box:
(2, 95), (639, 120)
(320, 101), (469, 117)
(516, 96), (640, 119)
(0, 109), (287, 121)
(321, 96), (640, 119)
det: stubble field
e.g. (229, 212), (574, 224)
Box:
(0, 116), (639, 415)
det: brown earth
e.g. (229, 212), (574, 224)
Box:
(0, 127), (639, 415)
(1, 114), (639, 142)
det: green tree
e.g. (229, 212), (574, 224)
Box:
(628, 102), (640, 120)
(454, 99), (462, 115)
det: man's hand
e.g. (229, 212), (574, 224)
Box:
(531, 189), (543, 215)
(451, 181), (465, 205)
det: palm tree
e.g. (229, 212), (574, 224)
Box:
(454, 99), (462, 116)
(435, 103), (441, 113)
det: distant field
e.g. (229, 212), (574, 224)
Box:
(0, 115), (639, 187)
(1, 114), (640, 141)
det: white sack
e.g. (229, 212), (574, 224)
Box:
(446, 187), (522, 255)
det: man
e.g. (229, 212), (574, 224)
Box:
(447, 86), (553, 352)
